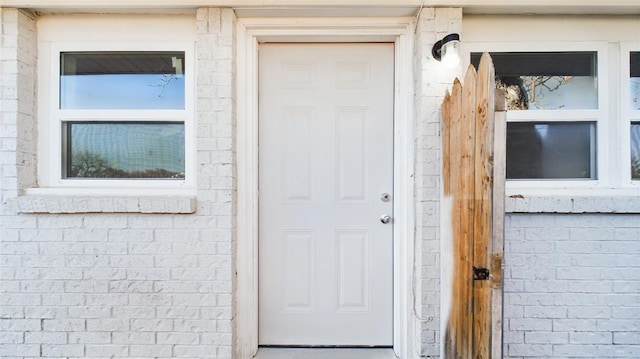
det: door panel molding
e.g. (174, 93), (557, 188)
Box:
(236, 17), (416, 359)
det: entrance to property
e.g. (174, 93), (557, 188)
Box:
(257, 43), (394, 346)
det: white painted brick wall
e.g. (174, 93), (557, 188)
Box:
(504, 213), (640, 358)
(0, 7), (237, 358)
(0, 8), (37, 207)
(3, 5), (638, 359)
(413, 7), (462, 358)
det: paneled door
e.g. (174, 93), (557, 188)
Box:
(258, 43), (394, 346)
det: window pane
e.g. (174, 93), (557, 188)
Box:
(471, 52), (598, 110)
(631, 52), (640, 111)
(632, 122), (640, 180)
(64, 122), (185, 179)
(60, 52), (185, 109)
(507, 122), (595, 179)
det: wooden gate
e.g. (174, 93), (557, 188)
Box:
(441, 53), (506, 359)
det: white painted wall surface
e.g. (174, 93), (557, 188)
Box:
(0, 9), (238, 359)
(1, 5), (639, 359)
(413, 7), (463, 358)
(503, 212), (640, 358)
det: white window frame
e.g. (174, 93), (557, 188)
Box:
(33, 16), (196, 195)
(462, 42), (610, 193)
(621, 42), (640, 188)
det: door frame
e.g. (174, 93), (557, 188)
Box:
(236, 17), (416, 359)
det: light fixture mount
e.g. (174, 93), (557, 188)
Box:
(432, 33), (460, 62)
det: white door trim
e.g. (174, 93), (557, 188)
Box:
(236, 17), (416, 359)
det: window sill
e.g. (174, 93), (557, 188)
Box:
(14, 192), (196, 214)
(505, 193), (640, 214)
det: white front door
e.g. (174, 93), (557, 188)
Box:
(258, 43), (394, 346)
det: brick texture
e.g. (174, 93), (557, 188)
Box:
(413, 7), (463, 358)
(0, 8), (237, 358)
(0, 8), (37, 206)
(15, 195), (196, 214)
(2, 5), (638, 359)
(504, 213), (640, 358)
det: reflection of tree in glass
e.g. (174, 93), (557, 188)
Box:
(70, 151), (184, 179)
(633, 158), (640, 180)
(525, 76), (573, 109)
(497, 75), (575, 110)
(535, 77), (569, 93)
(497, 77), (529, 110)
(149, 74), (179, 99)
(632, 124), (640, 179)
(71, 151), (111, 177)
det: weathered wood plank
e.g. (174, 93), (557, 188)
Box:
(444, 78), (463, 359)
(459, 65), (477, 359)
(442, 53), (503, 359)
(442, 91), (452, 196)
(472, 53), (495, 359)
(441, 89), (453, 358)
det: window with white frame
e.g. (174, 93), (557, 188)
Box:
(471, 51), (601, 181)
(463, 16), (640, 193)
(37, 16), (195, 191)
(59, 52), (186, 179)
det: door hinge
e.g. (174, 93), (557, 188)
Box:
(473, 266), (490, 281)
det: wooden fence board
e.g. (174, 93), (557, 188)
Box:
(441, 53), (504, 359)
(459, 65), (477, 359)
(444, 78), (463, 358)
(472, 53), (495, 359)
(442, 91), (451, 195)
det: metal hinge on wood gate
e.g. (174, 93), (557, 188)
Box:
(473, 266), (490, 281)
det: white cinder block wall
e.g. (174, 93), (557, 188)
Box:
(2, 5), (639, 359)
(0, 8), (237, 359)
(0, 8), (37, 204)
(503, 210), (640, 358)
(413, 7), (462, 358)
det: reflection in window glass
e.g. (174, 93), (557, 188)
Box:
(471, 52), (598, 110)
(63, 122), (185, 179)
(632, 123), (640, 180)
(507, 122), (595, 179)
(631, 52), (640, 111)
(60, 52), (185, 109)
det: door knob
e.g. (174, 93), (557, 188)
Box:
(380, 214), (392, 224)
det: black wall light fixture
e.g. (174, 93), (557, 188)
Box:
(432, 33), (461, 67)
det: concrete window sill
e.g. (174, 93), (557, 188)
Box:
(505, 195), (640, 214)
(14, 194), (197, 214)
